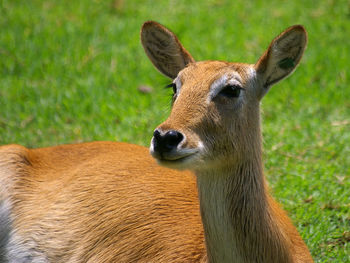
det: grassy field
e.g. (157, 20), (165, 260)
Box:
(0, 0), (349, 261)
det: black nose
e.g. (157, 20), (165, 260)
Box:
(153, 129), (184, 154)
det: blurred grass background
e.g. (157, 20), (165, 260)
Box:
(0, 0), (349, 261)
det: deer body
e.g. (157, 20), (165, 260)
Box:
(0, 21), (313, 262)
(0, 142), (206, 262)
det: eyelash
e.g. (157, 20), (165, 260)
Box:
(166, 83), (177, 94)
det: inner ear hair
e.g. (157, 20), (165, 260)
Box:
(255, 25), (308, 88)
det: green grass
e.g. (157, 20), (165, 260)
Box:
(0, 0), (349, 261)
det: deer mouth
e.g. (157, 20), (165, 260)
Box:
(150, 147), (199, 167)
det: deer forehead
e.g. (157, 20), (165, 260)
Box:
(165, 62), (256, 132)
(176, 61), (255, 100)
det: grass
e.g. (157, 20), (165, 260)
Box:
(0, 0), (349, 261)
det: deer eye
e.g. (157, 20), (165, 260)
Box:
(219, 85), (242, 98)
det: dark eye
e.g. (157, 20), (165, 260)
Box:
(219, 85), (242, 98)
(166, 83), (177, 95)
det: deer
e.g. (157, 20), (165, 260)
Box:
(0, 21), (313, 262)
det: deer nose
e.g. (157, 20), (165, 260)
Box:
(153, 129), (184, 154)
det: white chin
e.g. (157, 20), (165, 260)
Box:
(157, 155), (196, 170)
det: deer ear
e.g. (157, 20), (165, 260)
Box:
(141, 21), (195, 79)
(255, 25), (307, 91)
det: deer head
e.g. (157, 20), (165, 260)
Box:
(141, 21), (307, 171)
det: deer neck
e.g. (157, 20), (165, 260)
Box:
(195, 154), (293, 263)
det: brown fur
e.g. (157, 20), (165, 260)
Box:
(0, 21), (313, 262)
